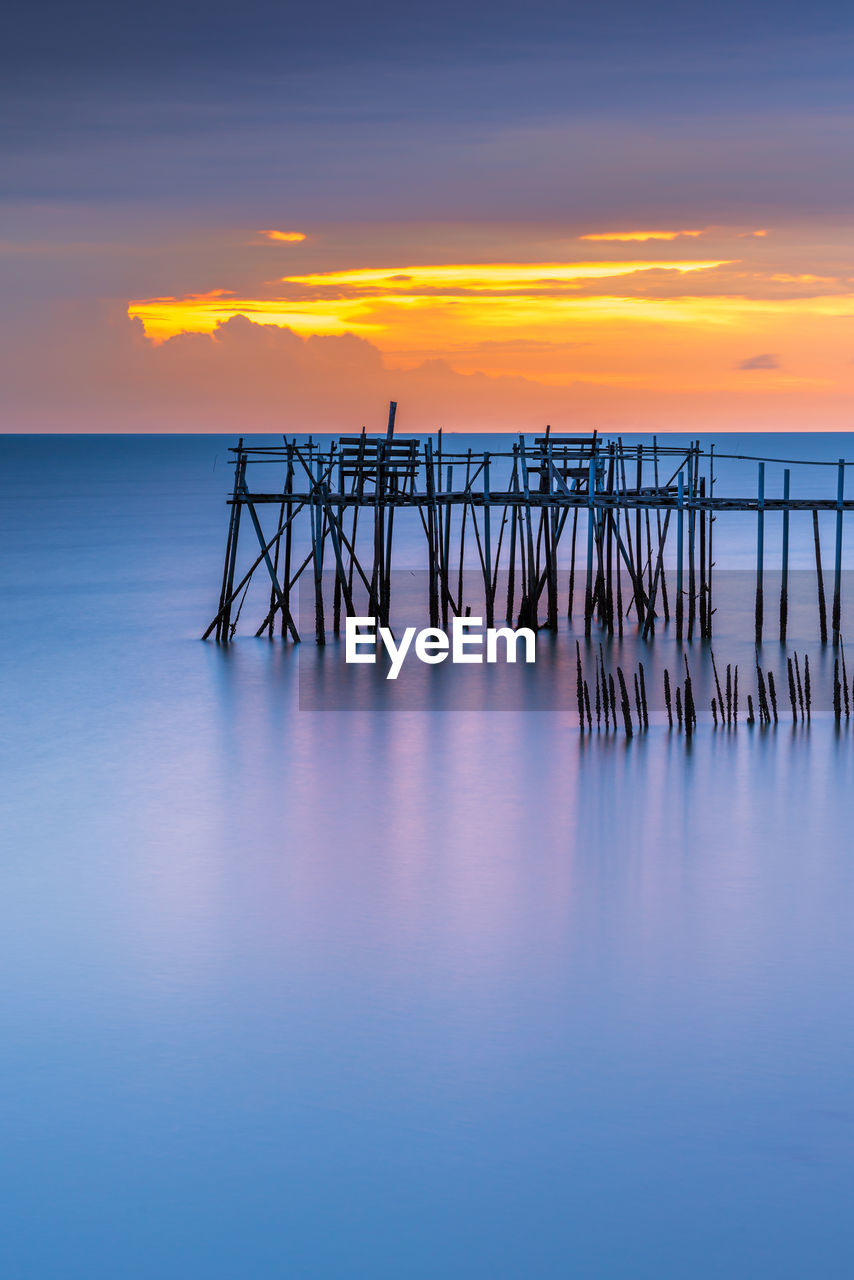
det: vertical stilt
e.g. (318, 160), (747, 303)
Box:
(585, 455), (596, 638)
(814, 509), (828, 644)
(707, 442), (714, 636)
(425, 439), (439, 627)
(688, 445), (697, 641)
(780, 469), (790, 642)
(833, 458), (844, 647)
(312, 456), (326, 645)
(568, 506), (579, 621)
(483, 452), (494, 628)
(676, 471), (684, 643)
(219, 442), (246, 642)
(699, 477), (707, 637)
(755, 461), (765, 646)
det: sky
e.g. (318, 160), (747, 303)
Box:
(3, 0), (854, 432)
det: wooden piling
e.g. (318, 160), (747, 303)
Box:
(218, 440), (246, 641)
(585, 456), (595, 637)
(804, 653), (811, 720)
(207, 430), (854, 705)
(794, 652), (805, 720)
(688, 449), (697, 641)
(707, 443), (714, 636)
(676, 471), (684, 643)
(813, 511), (828, 644)
(787, 657), (797, 723)
(779, 469), (790, 642)
(833, 459), (844, 647)
(766, 670), (777, 722)
(617, 667), (633, 738)
(639, 662), (649, 729)
(755, 462), (765, 646)
(699, 477), (707, 637)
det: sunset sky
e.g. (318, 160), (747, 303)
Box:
(3, 0), (854, 431)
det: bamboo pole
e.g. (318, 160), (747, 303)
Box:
(676, 471), (684, 643)
(833, 459), (844, 647)
(780, 469), (790, 643)
(755, 462), (765, 646)
(813, 510), (828, 644)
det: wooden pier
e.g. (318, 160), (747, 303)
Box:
(204, 404), (853, 648)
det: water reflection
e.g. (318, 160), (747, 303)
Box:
(1, 436), (854, 1278)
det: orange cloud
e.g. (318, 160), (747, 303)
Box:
(117, 224), (854, 415)
(278, 259), (727, 291)
(259, 229), (307, 242)
(129, 290), (366, 342)
(129, 257), (731, 343)
(579, 229), (706, 242)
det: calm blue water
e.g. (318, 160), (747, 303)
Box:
(2, 434), (854, 1279)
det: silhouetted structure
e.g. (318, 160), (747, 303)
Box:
(205, 402), (851, 649)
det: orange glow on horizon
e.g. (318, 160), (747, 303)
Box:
(124, 233), (854, 408)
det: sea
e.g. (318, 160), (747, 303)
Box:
(1, 432), (854, 1279)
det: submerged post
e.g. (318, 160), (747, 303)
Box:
(218, 439), (246, 642)
(755, 462), (765, 646)
(814, 509), (828, 644)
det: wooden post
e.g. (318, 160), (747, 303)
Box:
(755, 461), (765, 646)
(518, 435), (538, 628)
(216, 438), (243, 641)
(707, 442), (714, 636)
(687, 444), (697, 641)
(605, 445), (615, 632)
(699, 476), (707, 637)
(585, 455), (596, 637)
(483, 452), (494, 628)
(545, 441), (558, 629)
(219, 443), (246, 641)
(635, 445), (644, 611)
(568, 506), (579, 621)
(312, 456), (326, 644)
(506, 452), (519, 625)
(676, 471), (684, 643)
(442, 461), (452, 626)
(833, 458), (844, 647)
(332, 444), (342, 635)
(813, 509), (828, 644)
(642, 509), (671, 638)
(425, 439), (439, 627)
(780, 468), (790, 642)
